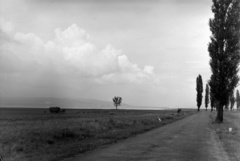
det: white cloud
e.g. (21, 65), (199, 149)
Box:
(54, 24), (90, 47)
(143, 65), (154, 74)
(0, 20), (157, 84)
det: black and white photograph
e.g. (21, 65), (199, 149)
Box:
(0, 0), (240, 160)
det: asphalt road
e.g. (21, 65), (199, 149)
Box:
(63, 111), (229, 161)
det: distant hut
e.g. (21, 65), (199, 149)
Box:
(49, 106), (61, 113)
(49, 106), (66, 113)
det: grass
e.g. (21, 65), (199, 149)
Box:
(210, 110), (240, 161)
(0, 108), (196, 161)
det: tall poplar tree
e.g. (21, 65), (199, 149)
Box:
(230, 92), (235, 111)
(205, 84), (209, 111)
(210, 86), (215, 112)
(196, 75), (203, 111)
(236, 90), (240, 110)
(208, 0), (240, 122)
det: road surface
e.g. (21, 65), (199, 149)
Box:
(63, 111), (229, 161)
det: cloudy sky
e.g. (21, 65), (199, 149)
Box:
(0, 0), (215, 108)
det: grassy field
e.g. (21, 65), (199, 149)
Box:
(210, 111), (240, 161)
(0, 107), (196, 161)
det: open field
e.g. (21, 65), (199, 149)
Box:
(0, 107), (196, 161)
(210, 111), (240, 161)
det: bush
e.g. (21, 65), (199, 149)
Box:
(165, 116), (173, 120)
(46, 139), (54, 145)
(177, 108), (182, 113)
(49, 107), (61, 113)
(52, 128), (77, 140)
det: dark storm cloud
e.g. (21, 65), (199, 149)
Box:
(27, 0), (157, 13)
(28, 0), (210, 6)
(27, 0), (211, 15)
(29, 0), (159, 3)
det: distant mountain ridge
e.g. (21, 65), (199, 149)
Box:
(0, 97), (135, 109)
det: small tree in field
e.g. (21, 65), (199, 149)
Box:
(205, 84), (209, 111)
(236, 90), (240, 111)
(112, 96), (122, 110)
(196, 75), (203, 111)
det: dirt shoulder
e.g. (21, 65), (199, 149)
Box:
(210, 111), (240, 161)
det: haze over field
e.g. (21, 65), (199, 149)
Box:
(0, 0), (227, 108)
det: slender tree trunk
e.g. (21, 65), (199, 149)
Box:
(215, 103), (223, 123)
(116, 105), (118, 110)
(197, 107), (200, 111)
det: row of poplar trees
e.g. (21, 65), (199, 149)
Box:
(197, 0), (240, 123)
(196, 74), (240, 112)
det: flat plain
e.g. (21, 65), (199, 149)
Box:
(0, 107), (196, 161)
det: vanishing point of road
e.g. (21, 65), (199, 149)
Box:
(63, 111), (229, 161)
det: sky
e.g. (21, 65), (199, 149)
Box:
(0, 0), (217, 108)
